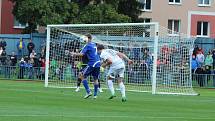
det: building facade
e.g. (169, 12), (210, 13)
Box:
(139, 0), (215, 38)
(0, 0), (25, 34)
(1, 0), (215, 36)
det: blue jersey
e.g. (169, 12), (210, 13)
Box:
(82, 55), (88, 65)
(80, 42), (100, 67)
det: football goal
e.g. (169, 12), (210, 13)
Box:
(45, 23), (197, 95)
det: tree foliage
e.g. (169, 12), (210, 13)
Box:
(118, 0), (143, 22)
(79, 4), (130, 24)
(10, 0), (142, 33)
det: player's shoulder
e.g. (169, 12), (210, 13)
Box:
(88, 42), (96, 46)
(82, 44), (89, 49)
(104, 49), (114, 53)
(101, 49), (109, 54)
(100, 49), (108, 56)
(87, 42), (97, 48)
(107, 49), (118, 54)
(100, 50), (105, 56)
(105, 49), (111, 51)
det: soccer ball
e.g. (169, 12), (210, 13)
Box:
(65, 50), (70, 55)
(81, 36), (88, 43)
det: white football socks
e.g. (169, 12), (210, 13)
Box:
(119, 82), (126, 98)
(107, 80), (115, 96)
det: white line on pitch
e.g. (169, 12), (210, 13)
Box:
(0, 115), (214, 120)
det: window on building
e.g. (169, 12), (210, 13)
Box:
(169, 0), (181, 4)
(139, 0), (151, 11)
(197, 21), (210, 37)
(198, 0), (211, 6)
(143, 18), (151, 23)
(142, 18), (151, 37)
(14, 18), (28, 28)
(168, 20), (180, 35)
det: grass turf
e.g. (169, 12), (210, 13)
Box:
(0, 80), (215, 121)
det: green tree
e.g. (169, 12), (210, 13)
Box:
(118, 0), (143, 22)
(11, 0), (79, 33)
(77, 0), (143, 22)
(11, 0), (141, 33)
(79, 4), (130, 24)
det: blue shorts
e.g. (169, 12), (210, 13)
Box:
(82, 66), (100, 80)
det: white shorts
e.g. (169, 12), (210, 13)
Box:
(108, 64), (125, 78)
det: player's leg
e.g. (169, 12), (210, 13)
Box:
(107, 68), (116, 99)
(92, 67), (100, 99)
(75, 72), (82, 92)
(117, 68), (126, 102)
(81, 66), (92, 98)
(98, 68), (105, 92)
(107, 76), (116, 99)
(117, 77), (126, 102)
(98, 79), (103, 92)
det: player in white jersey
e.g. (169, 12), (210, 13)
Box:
(97, 45), (133, 102)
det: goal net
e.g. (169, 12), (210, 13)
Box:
(45, 23), (197, 95)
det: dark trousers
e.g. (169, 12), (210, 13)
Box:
(18, 67), (25, 79)
(197, 75), (204, 87)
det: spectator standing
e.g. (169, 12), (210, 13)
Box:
(191, 55), (199, 73)
(204, 52), (213, 70)
(0, 47), (3, 56)
(18, 58), (26, 79)
(4, 57), (11, 79)
(0, 46), (8, 78)
(29, 50), (37, 77)
(117, 42), (125, 53)
(0, 39), (7, 50)
(40, 58), (46, 80)
(10, 52), (17, 66)
(30, 50), (37, 61)
(0, 46), (3, 65)
(142, 47), (150, 59)
(133, 43), (140, 60)
(212, 49), (215, 69)
(196, 51), (205, 67)
(0, 48), (7, 65)
(195, 67), (204, 87)
(197, 48), (204, 55)
(17, 38), (25, 59)
(139, 60), (148, 83)
(9, 52), (17, 79)
(126, 42), (132, 59)
(27, 59), (34, 79)
(27, 39), (35, 56)
(161, 44), (170, 64)
(40, 47), (46, 59)
(193, 45), (199, 56)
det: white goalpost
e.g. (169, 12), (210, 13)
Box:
(45, 23), (197, 95)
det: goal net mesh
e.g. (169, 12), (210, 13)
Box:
(46, 23), (197, 95)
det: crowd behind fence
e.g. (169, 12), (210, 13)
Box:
(0, 65), (214, 88)
(0, 34), (214, 88)
(0, 66), (45, 81)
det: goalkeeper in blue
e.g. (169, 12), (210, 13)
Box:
(71, 34), (100, 99)
(97, 45), (133, 102)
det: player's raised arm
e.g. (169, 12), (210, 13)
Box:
(70, 52), (84, 57)
(117, 52), (133, 64)
(101, 58), (112, 68)
(70, 37), (89, 57)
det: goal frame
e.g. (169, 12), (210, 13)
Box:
(45, 22), (197, 96)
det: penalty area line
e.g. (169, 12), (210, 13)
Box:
(0, 115), (214, 120)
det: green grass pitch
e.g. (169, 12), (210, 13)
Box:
(0, 80), (215, 121)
